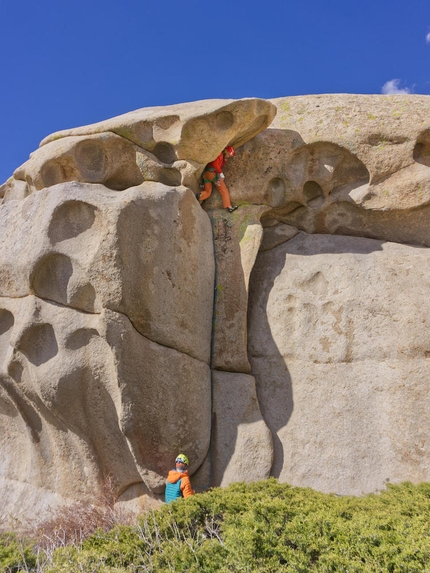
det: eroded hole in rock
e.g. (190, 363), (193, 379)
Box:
(50, 366), (123, 468)
(152, 142), (177, 164)
(332, 161), (370, 191)
(303, 181), (324, 208)
(31, 253), (97, 312)
(52, 367), (93, 424)
(65, 328), (99, 351)
(18, 323), (58, 366)
(156, 115), (180, 131)
(413, 132), (430, 167)
(216, 111), (235, 130)
(8, 360), (23, 383)
(0, 309), (14, 337)
(31, 253), (73, 305)
(40, 157), (78, 189)
(128, 120), (153, 143)
(265, 178), (286, 207)
(288, 142), (370, 197)
(75, 140), (107, 180)
(103, 174), (142, 191)
(48, 200), (97, 244)
(158, 168), (182, 187)
(69, 282), (97, 313)
(0, 309), (14, 367)
(41, 161), (64, 187)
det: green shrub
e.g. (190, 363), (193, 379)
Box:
(2, 480), (430, 572)
(0, 533), (36, 573)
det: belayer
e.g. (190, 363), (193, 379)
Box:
(165, 453), (195, 503)
(197, 146), (238, 213)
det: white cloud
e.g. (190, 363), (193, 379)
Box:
(381, 79), (411, 95)
(426, 32), (430, 43)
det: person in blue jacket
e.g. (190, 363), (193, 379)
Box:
(165, 454), (195, 503)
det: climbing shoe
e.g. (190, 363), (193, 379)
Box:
(196, 192), (201, 201)
(226, 205), (238, 213)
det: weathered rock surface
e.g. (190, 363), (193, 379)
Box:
(249, 232), (430, 494)
(203, 205), (266, 373)
(39, 99), (276, 165)
(211, 371), (273, 486)
(0, 293), (210, 513)
(11, 99), (276, 197)
(3, 93), (430, 525)
(192, 371), (273, 490)
(0, 98), (274, 526)
(226, 95), (430, 245)
(0, 180), (212, 519)
(0, 181), (213, 362)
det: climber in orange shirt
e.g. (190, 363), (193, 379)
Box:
(197, 146), (238, 213)
(165, 453), (195, 503)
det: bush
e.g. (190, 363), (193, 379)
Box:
(0, 533), (36, 573)
(2, 479), (430, 572)
(34, 475), (136, 551)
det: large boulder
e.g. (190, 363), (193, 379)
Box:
(3, 93), (430, 524)
(248, 232), (430, 494)
(203, 205), (267, 373)
(210, 371), (273, 487)
(0, 98), (274, 526)
(10, 99), (276, 198)
(226, 94), (430, 245)
(0, 181), (213, 362)
(39, 98), (276, 165)
(0, 179), (213, 517)
(0, 294), (210, 518)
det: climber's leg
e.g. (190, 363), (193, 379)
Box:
(214, 178), (234, 209)
(198, 180), (214, 202)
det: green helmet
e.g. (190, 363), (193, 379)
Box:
(175, 454), (189, 465)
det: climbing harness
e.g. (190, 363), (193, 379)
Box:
(202, 167), (220, 185)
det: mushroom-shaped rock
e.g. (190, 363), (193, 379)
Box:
(9, 99), (276, 199)
(40, 98), (277, 165)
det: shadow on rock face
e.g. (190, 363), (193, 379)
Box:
(413, 129), (430, 168)
(17, 323), (58, 366)
(248, 225), (430, 493)
(248, 231), (387, 478)
(248, 240), (294, 478)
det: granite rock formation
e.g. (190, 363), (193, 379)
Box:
(2, 93), (430, 524)
(0, 98), (276, 525)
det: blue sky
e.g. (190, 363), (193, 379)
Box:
(1, 0), (429, 184)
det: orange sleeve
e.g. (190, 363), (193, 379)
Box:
(180, 474), (195, 498)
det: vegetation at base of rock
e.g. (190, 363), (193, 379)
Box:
(0, 534), (37, 572)
(2, 479), (430, 572)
